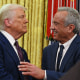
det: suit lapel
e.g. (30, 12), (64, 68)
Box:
(0, 32), (20, 66)
(60, 35), (80, 71)
(6, 43), (20, 65)
(50, 41), (59, 70)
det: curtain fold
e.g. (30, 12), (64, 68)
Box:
(0, 0), (3, 8)
(30, 0), (36, 65)
(3, 0), (7, 5)
(7, 0), (11, 4)
(12, 0), (17, 4)
(32, 0), (38, 65)
(43, 0), (49, 48)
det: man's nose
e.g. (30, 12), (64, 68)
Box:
(25, 19), (29, 23)
(50, 25), (55, 30)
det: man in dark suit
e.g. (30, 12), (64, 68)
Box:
(18, 7), (80, 80)
(0, 4), (32, 80)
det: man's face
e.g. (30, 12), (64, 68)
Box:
(9, 8), (28, 37)
(50, 11), (70, 43)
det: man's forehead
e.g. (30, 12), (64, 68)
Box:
(53, 11), (68, 21)
(54, 11), (68, 17)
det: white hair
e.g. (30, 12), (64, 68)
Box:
(0, 4), (27, 30)
(58, 7), (80, 34)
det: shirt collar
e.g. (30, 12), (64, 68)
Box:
(0, 30), (16, 46)
(59, 34), (77, 48)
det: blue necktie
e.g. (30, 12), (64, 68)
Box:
(57, 45), (64, 71)
(14, 41), (24, 61)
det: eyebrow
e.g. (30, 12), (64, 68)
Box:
(53, 21), (60, 24)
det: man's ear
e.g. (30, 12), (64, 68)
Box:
(67, 24), (75, 33)
(4, 19), (12, 27)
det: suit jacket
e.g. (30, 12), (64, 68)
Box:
(59, 61), (80, 80)
(0, 32), (32, 80)
(42, 34), (80, 80)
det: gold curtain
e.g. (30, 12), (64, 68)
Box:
(0, 0), (48, 68)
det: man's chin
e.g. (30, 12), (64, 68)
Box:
(23, 30), (27, 33)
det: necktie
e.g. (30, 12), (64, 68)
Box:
(14, 41), (28, 80)
(57, 45), (64, 71)
(14, 41), (24, 61)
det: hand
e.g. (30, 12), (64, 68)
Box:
(18, 62), (45, 79)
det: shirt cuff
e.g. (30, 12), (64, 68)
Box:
(43, 70), (47, 80)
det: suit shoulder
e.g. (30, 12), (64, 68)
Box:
(43, 41), (58, 50)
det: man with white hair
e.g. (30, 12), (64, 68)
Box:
(0, 4), (32, 80)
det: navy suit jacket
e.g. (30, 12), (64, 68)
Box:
(42, 35), (80, 80)
(0, 32), (32, 80)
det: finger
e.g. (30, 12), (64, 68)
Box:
(20, 62), (29, 65)
(18, 64), (27, 68)
(20, 62), (32, 66)
(19, 67), (28, 71)
(18, 64), (32, 68)
(22, 72), (31, 75)
(19, 67), (31, 72)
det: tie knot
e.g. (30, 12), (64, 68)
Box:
(14, 41), (19, 46)
(60, 45), (64, 49)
